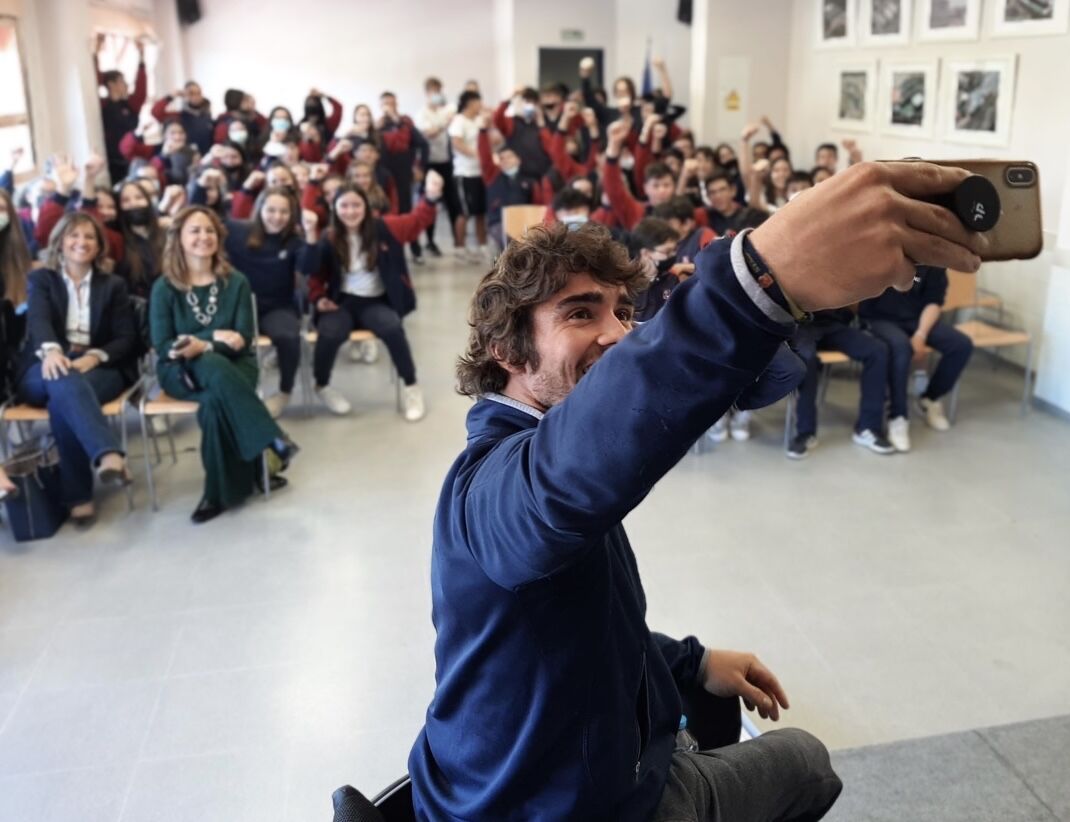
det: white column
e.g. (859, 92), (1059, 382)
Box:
(689, 0), (712, 141)
(20, 0), (103, 166)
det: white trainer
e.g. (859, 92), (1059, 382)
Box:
(360, 339), (379, 364)
(265, 392), (291, 419)
(707, 415), (729, 444)
(402, 384), (426, 422)
(888, 416), (911, 452)
(729, 410), (752, 442)
(918, 397), (951, 431)
(347, 341), (364, 362)
(316, 385), (352, 416)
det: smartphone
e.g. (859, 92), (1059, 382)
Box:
(169, 335), (192, 357)
(929, 160), (1043, 261)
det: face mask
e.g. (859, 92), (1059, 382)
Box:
(620, 154), (635, 171)
(656, 257), (675, 275)
(0, 213), (9, 231)
(430, 93), (446, 106)
(522, 103), (536, 118)
(126, 206), (153, 226)
(271, 117), (291, 133)
(229, 127), (248, 144)
(560, 214), (587, 231)
(503, 166), (520, 178)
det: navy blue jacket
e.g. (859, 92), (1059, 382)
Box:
(309, 221), (416, 317)
(222, 221), (316, 315)
(409, 236), (793, 820)
(859, 266), (947, 328)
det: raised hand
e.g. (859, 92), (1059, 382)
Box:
(242, 170), (266, 190)
(52, 155), (80, 195)
(741, 123), (761, 142)
(424, 169), (444, 202)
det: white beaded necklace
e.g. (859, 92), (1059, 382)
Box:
(186, 281), (219, 326)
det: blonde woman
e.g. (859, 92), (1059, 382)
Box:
(149, 206), (297, 523)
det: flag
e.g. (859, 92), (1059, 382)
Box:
(641, 38), (653, 97)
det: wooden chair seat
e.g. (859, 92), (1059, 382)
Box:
(955, 320), (1031, 349)
(142, 393), (199, 415)
(257, 335), (272, 348)
(2, 384), (140, 421)
(503, 204), (548, 241)
(304, 329), (376, 345)
(816, 350), (850, 365)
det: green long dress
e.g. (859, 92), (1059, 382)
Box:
(149, 270), (283, 508)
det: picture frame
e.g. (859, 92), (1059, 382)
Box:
(880, 60), (939, 137)
(941, 56), (1018, 147)
(992, 0), (1070, 36)
(918, 0), (982, 41)
(860, 0), (914, 45)
(817, 0), (857, 48)
(833, 59), (878, 132)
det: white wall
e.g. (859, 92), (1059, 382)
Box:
(181, 0), (502, 119)
(690, 0), (792, 146)
(506, 0), (617, 97)
(785, 0), (1070, 376)
(614, 0), (692, 122)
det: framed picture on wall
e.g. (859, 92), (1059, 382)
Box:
(817, 0), (857, 48)
(833, 60), (878, 132)
(918, 0), (982, 41)
(860, 0), (913, 45)
(992, 0), (1070, 36)
(941, 57), (1018, 146)
(880, 60), (938, 136)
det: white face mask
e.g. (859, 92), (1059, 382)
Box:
(0, 212), (9, 232)
(560, 214), (588, 231)
(620, 154), (635, 171)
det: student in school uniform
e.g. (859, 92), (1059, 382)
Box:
(151, 81), (215, 155)
(475, 113), (548, 250)
(378, 91), (422, 264)
(94, 35), (147, 183)
(416, 77), (456, 258)
(492, 87), (554, 184)
(603, 121), (708, 232)
(859, 266), (974, 453)
(651, 196), (717, 264)
(305, 174), (444, 421)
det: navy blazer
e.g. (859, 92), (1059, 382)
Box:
(18, 267), (139, 385)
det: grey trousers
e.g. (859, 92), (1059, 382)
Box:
(652, 728), (842, 822)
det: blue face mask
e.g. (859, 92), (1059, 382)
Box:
(271, 117), (291, 133)
(561, 214), (588, 231)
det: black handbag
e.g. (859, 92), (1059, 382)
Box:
(2, 438), (68, 541)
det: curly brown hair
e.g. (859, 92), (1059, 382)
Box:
(457, 221), (646, 397)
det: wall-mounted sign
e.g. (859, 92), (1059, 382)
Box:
(724, 90), (741, 111)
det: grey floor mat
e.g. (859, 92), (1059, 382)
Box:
(825, 715), (1070, 821)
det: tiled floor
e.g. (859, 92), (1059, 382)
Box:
(1, 249), (1068, 821)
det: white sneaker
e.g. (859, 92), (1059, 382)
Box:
(150, 415), (169, 436)
(360, 339), (379, 364)
(729, 410), (752, 442)
(888, 416), (911, 453)
(316, 385), (352, 416)
(707, 416), (729, 444)
(453, 247), (469, 264)
(347, 341), (364, 363)
(917, 397), (951, 432)
(402, 384), (426, 422)
(261, 348), (278, 370)
(852, 429), (896, 455)
(480, 245), (496, 265)
(264, 392), (290, 419)
(465, 248), (485, 265)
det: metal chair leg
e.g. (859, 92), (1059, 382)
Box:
(262, 451), (271, 500)
(949, 382), (960, 425)
(1021, 341), (1034, 416)
(783, 392), (795, 451)
(165, 415), (178, 464)
(139, 400), (159, 512)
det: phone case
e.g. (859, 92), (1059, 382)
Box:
(931, 160), (1043, 261)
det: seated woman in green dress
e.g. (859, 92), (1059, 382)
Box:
(149, 205), (298, 523)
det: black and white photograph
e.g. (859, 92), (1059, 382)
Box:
(818, 0), (856, 46)
(954, 70), (999, 131)
(892, 71), (926, 125)
(861, 0), (914, 45)
(993, 0), (1070, 35)
(943, 57), (1018, 145)
(824, 0), (849, 37)
(840, 72), (868, 120)
(919, 0), (982, 39)
(834, 60), (877, 130)
(881, 60), (937, 135)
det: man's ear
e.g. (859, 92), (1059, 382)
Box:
(490, 343), (525, 377)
